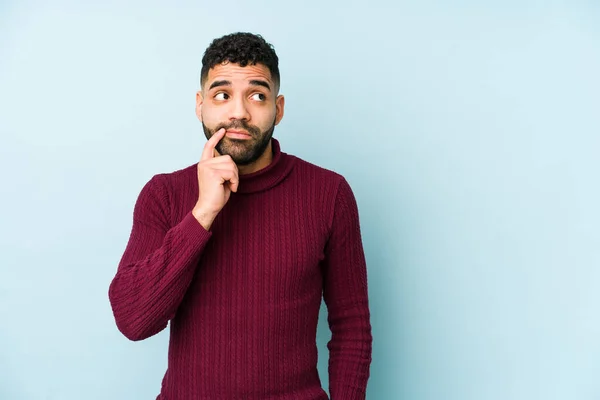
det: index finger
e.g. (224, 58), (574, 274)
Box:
(201, 128), (226, 161)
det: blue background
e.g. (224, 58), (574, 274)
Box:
(1, 1), (599, 399)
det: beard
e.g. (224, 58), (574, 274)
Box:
(202, 118), (276, 166)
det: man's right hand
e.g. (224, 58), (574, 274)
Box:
(192, 128), (239, 230)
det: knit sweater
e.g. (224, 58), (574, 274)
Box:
(108, 138), (372, 399)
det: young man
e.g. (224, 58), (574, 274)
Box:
(108, 32), (372, 400)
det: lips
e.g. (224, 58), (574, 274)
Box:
(226, 130), (250, 136)
(225, 130), (252, 139)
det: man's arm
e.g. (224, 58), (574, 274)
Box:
(322, 177), (373, 400)
(108, 174), (212, 341)
(108, 128), (237, 341)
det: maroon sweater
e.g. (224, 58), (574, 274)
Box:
(108, 139), (372, 399)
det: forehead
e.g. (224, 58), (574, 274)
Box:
(205, 62), (273, 87)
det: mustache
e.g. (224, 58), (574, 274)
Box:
(216, 120), (261, 137)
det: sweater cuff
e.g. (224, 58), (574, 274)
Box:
(178, 211), (212, 250)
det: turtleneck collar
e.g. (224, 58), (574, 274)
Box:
(236, 138), (296, 194)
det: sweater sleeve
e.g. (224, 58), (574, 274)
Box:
(323, 177), (373, 400)
(108, 174), (212, 341)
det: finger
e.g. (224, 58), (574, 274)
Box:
(214, 168), (237, 185)
(206, 157), (239, 172)
(211, 166), (239, 193)
(201, 128), (226, 161)
(229, 174), (239, 193)
(208, 165), (237, 173)
(228, 164), (239, 192)
(206, 154), (235, 165)
(224, 180), (238, 193)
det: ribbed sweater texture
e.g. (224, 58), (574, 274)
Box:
(108, 139), (372, 399)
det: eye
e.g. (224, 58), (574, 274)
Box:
(251, 93), (266, 101)
(214, 92), (229, 101)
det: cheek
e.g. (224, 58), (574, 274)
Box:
(255, 107), (277, 129)
(200, 105), (221, 126)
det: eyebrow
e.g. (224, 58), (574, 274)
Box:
(249, 80), (271, 91)
(208, 79), (271, 92)
(208, 80), (231, 90)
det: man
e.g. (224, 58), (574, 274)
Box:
(108, 32), (372, 400)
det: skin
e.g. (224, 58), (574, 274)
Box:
(192, 62), (285, 230)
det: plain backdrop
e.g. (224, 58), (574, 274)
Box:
(1, 1), (599, 399)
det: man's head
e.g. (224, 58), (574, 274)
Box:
(196, 32), (284, 167)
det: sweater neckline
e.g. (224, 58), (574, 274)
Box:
(236, 138), (295, 194)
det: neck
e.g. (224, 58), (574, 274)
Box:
(237, 140), (273, 175)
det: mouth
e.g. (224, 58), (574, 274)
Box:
(225, 129), (252, 140)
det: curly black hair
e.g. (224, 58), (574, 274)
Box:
(200, 32), (280, 90)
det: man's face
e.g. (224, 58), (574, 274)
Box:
(196, 62), (284, 166)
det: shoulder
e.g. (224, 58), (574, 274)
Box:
(286, 154), (358, 215)
(288, 155), (346, 189)
(288, 155), (358, 204)
(157, 162), (197, 181)
(147, 162), (196, 190)
(134, 162), (197, 225)
(137, 162), (196, 206)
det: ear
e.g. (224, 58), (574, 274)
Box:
(195, 90), (204, 122)
(274, 95), (285, 125)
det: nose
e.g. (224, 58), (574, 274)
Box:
(229, 97), (250, 121)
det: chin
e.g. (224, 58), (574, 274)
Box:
(218, 147), (256, 166)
